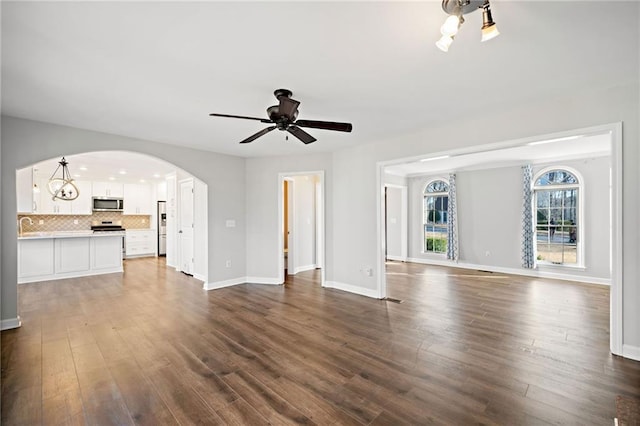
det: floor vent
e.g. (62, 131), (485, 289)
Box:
(383, 297), (403, 304)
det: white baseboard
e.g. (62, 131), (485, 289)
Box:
(386, 255), (407, 262)
(293, 264), (316, 275)
(194, 273), (207, 282)
(18, 268), (123, 284)
(246, 276), (282, 285)
(622, 344), (640, 361)
(203, 277), (247, 290)
(1, 316), (22, 331)
(203, 276), (283, 290)
(323, 281), (380, 299)
(406, 257), (610, 286)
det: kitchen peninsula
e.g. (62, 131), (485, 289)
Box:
(18, 231), (124, 283)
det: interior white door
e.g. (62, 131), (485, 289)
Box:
(179, 179), (194, 275)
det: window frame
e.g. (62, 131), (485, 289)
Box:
(532, 166), (584, 268)
(422, 178), (449, 255)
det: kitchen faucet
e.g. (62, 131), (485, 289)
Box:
(18, 217), (33, 236)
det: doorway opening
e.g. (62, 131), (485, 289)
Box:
(15, 151), (209, 284)
(278, 171), (325, 286)
(376, 123), (622, 356)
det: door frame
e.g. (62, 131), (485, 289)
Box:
(284, 177), (295, 276)
(376, 122), (623, 356)
(384, 183), (408, 262)
(278, 171), (325, 286)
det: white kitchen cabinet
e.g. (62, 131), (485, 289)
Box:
(34, 179), (91, 215)
(125, 229), (155, 257)
(123, 183), (152, 215)
(55, 238), (90, 273)
(92, 236), (123, 270)
(92, 181), (124, 198)
(36, 181), (72, 214)
(18, 239), (55, 278)
(18, 233), (123, 284)
(16, 167), (34, 213)
(71, 181), (92, 214)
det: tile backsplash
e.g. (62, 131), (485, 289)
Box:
(17, 212), (151, 233)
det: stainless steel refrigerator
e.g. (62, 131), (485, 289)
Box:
(158, 201), (167, 256)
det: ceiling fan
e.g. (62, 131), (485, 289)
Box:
(209, 89), (353, 144)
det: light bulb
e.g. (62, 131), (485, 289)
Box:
(481, 3), (500, 42)
(440, 15), (460, 37)
(436, 35), (454, 52)
(481, 24), (500, 42)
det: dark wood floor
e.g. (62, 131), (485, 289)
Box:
(2, 258), (639, 425)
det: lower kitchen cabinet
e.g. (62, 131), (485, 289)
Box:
(18, 239), (55, 279)
(18, 233), (123, 284)
(56, 238), (90, 273)
(125, 229), (155, 258)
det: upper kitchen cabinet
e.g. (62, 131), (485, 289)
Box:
(16, 167), (34, 213)
(123, 183), (152, 215)
(34, 179), (92, 215)
(92, 181), (124, 198)
(71, 181), (92, 214)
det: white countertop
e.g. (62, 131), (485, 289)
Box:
(18, 230), (126, 240)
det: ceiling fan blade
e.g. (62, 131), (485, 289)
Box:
(294, 119), (353, 133)
(210, 113), (272, 124)
(278, 97), (300, 120)
(287, 126), (317, 144)
(239, 126), (277, 144)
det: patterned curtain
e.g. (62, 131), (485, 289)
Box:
(446, 173), (458, 261)
(521, 164), (535, 268)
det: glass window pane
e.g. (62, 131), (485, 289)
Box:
(535, 170), (578, 186)
(425, 180), (449, 194)
(537, 192), (550, 208)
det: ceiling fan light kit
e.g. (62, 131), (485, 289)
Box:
(437, 0), (499, 52)
(209, 89), (353, 145)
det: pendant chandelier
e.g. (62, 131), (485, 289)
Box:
(47, 157), (79, 201)
(436, 0), (500, 52)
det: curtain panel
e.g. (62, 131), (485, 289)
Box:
(521, 164), (535, 269)
(446, 173), (458, 261)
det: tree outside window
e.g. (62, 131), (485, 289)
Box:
(534, 169), (579, 265)
(423, 180), (448, 254)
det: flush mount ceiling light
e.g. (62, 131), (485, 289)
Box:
(436, 0), (500, 52)
(47, 157), (79, 201)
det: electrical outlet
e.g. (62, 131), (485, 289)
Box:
(225, 260), (232, 268)
(39, 220), (44, 225)
(142, 219), (146, 223)
(485, 251), (491, 257)
(73, 220), (79, 225)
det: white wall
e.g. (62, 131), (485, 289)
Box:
(194, 178), (208, 281)
(1, 116), (246, 322)
(407, 156), (610, 281)
(331, 82), (639, 348)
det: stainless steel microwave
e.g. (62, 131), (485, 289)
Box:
(92, 197), (124, 212)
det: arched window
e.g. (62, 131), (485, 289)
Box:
(423, 180), (449, 254)
(533, 168), (581, 265)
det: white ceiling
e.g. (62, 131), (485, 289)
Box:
(31, 151), (178, 184)
(1, 2), (637, 159)
(385, 132), (611, 177)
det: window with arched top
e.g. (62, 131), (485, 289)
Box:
(533, 168), (581, 265)
(423, 179), (449, 254)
